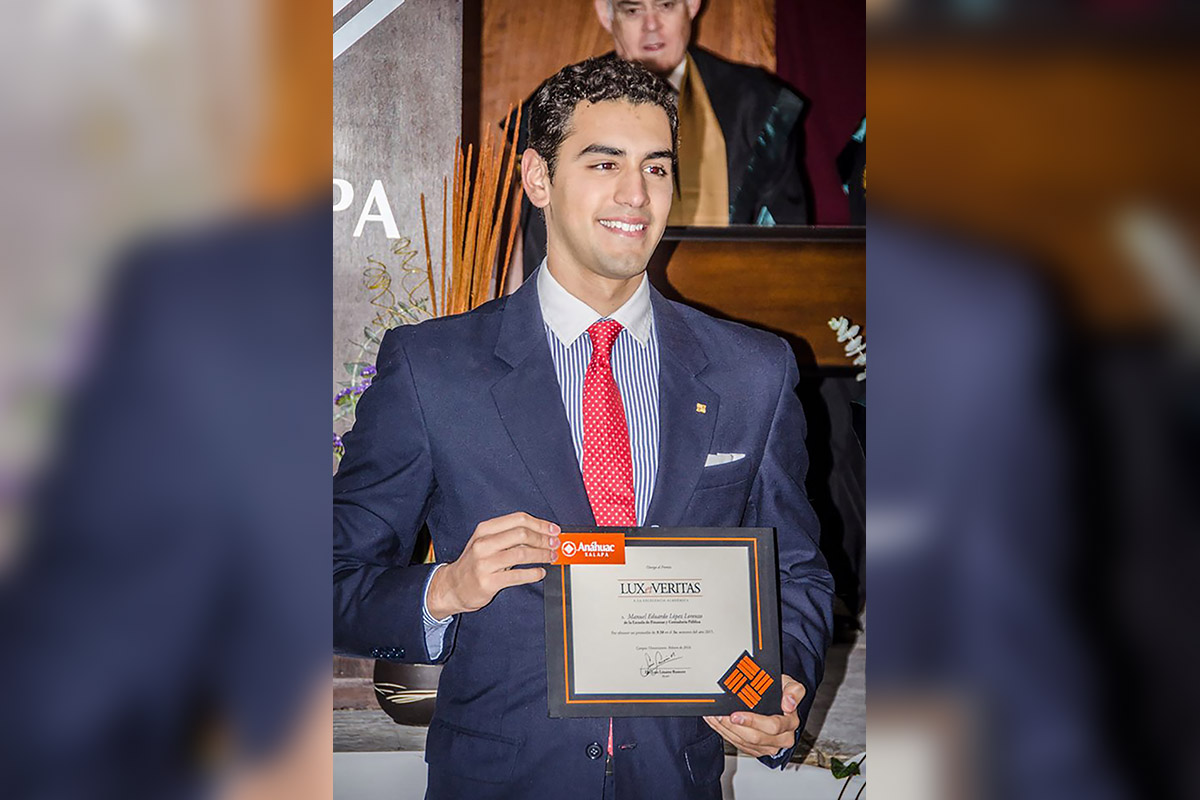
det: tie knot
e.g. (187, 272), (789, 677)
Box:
(588, 319), (623, 356)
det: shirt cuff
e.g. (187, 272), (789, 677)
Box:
(422, 563), (454, 660)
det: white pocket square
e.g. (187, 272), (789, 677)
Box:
(704, 452), (745, 467)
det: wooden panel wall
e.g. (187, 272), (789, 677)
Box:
(478, 0), (775, 140)
(648, 237), (865, 367)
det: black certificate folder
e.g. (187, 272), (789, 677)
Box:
(545, 527), (782, 718)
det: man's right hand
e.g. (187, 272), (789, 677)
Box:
(425, 512), (560, 619)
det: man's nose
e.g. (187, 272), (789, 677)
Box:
(643, 11), (662, 33)
(614, 168), (650, 208)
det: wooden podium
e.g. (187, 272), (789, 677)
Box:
(646, 226), (865, 370)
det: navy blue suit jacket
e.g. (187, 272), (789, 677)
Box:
(333, 273), (833, 799)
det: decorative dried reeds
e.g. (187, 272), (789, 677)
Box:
(419, 105), (524, 318)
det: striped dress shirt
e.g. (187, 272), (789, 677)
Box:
(539, 263), (660, 525)
(423, 263), (660, 657)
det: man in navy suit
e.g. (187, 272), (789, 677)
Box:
(334, 56), (833, 799)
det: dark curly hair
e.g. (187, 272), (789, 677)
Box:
(528, 54), (678, 180)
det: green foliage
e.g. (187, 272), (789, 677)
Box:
(334, 252), (430, 466)
(832, 753), (865, 800)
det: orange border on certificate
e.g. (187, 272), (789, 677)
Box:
(561, 536), (762, 705)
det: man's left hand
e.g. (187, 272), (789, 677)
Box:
(703, 674), (805, 758)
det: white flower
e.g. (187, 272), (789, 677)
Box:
(828, 316), (866, 381)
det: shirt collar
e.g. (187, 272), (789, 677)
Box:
(536, 259), (653, 347)
(667, 59), (686, 92)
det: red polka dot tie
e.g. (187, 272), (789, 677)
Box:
(582, 319), (637, 526)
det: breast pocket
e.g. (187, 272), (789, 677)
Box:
(692, 455), (754, 491)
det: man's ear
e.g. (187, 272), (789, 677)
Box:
(685, 0), (701, 21)
(593, 0), (614, 34)
(521, 148), (551, 210)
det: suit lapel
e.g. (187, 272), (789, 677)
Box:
(491, 276), (595, 527)
(645, 289), (719, 527)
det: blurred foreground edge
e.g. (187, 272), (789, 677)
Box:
(1, 197), (333, 800)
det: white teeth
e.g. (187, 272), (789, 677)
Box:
(600, 220), (645, 233)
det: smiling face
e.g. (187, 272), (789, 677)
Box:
(523, 99), (674, 300)
(595, 0), (700, 77)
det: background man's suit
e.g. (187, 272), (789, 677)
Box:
(333, 271), (834, 799)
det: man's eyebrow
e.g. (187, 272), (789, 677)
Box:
(576, 145), (674, 162)
(577, 144), (625, 158)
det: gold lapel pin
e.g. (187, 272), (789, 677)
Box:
(695, 403), (707, 414)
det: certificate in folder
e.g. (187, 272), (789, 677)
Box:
(544, 527), (782, 718)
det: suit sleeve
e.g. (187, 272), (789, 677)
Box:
(757, 88), (810, 225)
(744, 337), (835, 765)
(333, 326), (458, 663)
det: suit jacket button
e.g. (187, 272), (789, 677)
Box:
(586, 742), (603, 760)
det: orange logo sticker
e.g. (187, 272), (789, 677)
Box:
(553, 532), (626, 565)
(719, 651), (774, 709)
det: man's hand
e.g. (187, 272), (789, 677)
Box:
(425, 512), (559, 619)
(703, 674), (805, 758)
